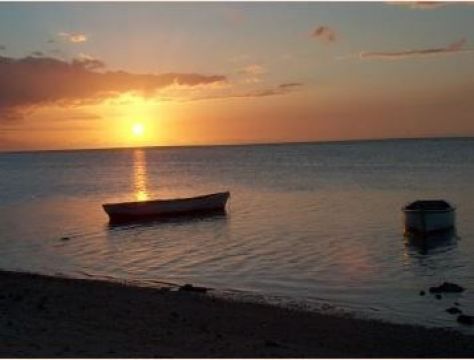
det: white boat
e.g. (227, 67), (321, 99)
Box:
(103, 191), (230, 222)
(402, 200), (455, 234)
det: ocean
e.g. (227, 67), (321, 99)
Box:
(1, 138), (474, 331)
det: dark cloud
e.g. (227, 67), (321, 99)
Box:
(30, 51), (44, 57)
(360, 38), (473, 60)
(0, 124), (96, 132)
(278, 83), (303, 90)
(191, 82), (303, 101)
(312, 26), (336, 44)
(0, 55), (226, 120)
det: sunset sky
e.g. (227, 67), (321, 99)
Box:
(1, 2), (473, 151)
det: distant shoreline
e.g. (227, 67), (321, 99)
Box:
(1, 135), (473, 155)
(1, 269), (474, 357)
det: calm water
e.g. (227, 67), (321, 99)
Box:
(1, 138), (474, 331)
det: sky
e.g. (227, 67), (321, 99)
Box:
(0, 1), (473, 151)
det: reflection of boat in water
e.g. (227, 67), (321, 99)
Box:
(405, 228), (457, 255)
(103, 191), (230, 223)
(402, 200), (455, 235)
(107, 208), (228, 230)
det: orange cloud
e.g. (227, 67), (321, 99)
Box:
(388, 1), (447, 9)
(312, 26), (336, 44)
(0, 55), (226, 120)
(58, 32), (88, 43)
(360, 38), (473, 60)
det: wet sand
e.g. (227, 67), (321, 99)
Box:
(1, 270), (474, 358)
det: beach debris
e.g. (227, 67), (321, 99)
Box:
(179, 283), (208, 293)
(446, 307), (462, 315)
(457, 315), (474, 325)
(419, 290), (426, 296)
(435, 294), (442, 300)
(429, 282), (465, 294)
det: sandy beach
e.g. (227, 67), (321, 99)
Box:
(0, 270), (473, 357)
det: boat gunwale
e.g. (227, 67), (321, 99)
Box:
(402, 207), (455, 214)
(401, 200), (455, 214)
(103, 191), (230, 209)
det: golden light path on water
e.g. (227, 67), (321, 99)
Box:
(133, 149), (149, 201)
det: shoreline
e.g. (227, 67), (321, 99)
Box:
(1, 270), (474, 357)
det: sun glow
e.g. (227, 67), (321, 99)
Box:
(132, 123), (145, 137)
(96, 93), (172, 147)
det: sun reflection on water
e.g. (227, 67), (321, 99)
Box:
(133, 149), (149, 201)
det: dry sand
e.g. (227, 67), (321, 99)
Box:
(1, 269), (474, 358)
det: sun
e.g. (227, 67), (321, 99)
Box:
(132, 123), (145, 137)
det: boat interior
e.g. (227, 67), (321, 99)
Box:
(405, 200), (452, 211)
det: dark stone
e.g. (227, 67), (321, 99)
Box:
(446, 307), (462, 314)
(429, 282), (465, 293)
(265, 340), (280, 347)
(454, 302), (460, 306)
(60, 236), (70, 241)
(435, 294), (442, 300)
(419, 290), (426, 296)
(179, 283), (208, 293)
(457, 315), (474, 325)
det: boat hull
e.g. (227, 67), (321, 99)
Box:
(103, 191), (230, 222)
(403, 208), (455, 234)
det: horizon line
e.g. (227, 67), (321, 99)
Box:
(1, 135), (473, 155)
